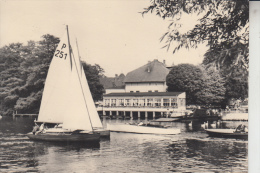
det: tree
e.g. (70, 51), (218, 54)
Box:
(203, 45), (248, 102)
(196, 65), (226, 106)
(0, 43), (27, 115)
(224, 68), (248, 101)
(0, 33), (106, 115)
(11, 35), (60, 114)
(203, 42), (248, 77)
(166, 64), (204, 104)
(143, 0), (249, 74)
(166, 64), (226, 105)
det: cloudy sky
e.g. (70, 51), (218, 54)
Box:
(1, 0), (207, 77)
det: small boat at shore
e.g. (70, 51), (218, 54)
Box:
(152, 118), (180, 122)
(205, 128), (248, 140)
(107, 123), (181, 135)
(27, 26), (109, 142)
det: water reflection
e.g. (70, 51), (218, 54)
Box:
(35, 142), (101, 172)
(186, 139), (247, 165)
(166, 138), (247, 172)
(0, 135), (39, 172)
(0, 116), (248, 172)
(34, 141), (101, 152)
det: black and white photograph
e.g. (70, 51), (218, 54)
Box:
(0, 0), (259, 172)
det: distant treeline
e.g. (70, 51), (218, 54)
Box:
(0, 34), (104, 116)
(166, 63), (248, 107)
(0, 34), (248, 115)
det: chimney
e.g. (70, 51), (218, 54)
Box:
(147, 60), (151, 72)
(163, 60), (166, 65)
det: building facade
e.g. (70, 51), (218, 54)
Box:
(124, 59), (169, 93)
(101, 92), (186, 118)
(100, 59), (186, 118)
(103, 92), (185, 108)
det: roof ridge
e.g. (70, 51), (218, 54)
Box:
(124, 60), (169, 83)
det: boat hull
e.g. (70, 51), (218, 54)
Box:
(152, 118), (180, 122)
(94, 128), (110, 138)
(107, 124), (180, 135)
(27, 132), (100, 142)
(205, 129), (248, 140)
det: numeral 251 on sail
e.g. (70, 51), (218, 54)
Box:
(55, 44), (67, 59)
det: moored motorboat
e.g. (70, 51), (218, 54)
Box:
(205, 129), (248, 140)
(106, 123), (181, 135)
(152, 117), (180, 122)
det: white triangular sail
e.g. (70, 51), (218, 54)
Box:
(81, 66), (103, 128)
(38, 32), (71, 123)
(62, 50), (92, 131)
(38, 27), (93, 131)
(72, 43), (103, 128)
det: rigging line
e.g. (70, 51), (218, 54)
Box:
(66, 25), (94, 131)
(71, 50), (94, 131)
(75, 39), (94, 101)
(76, 38), (82, 75)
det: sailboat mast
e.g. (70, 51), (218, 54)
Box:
(66, 25), (94, 131)
(66, 25), (73, 70)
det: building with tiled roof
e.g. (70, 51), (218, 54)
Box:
(98, 59), (186, 119)
(99, 73), (125, 93)
(124, 59), (169, 92)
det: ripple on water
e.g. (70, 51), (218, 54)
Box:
(0, 118), (248, 172)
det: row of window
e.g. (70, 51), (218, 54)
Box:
(103, 98), (185, 107)
(130, 90), (158, 93)
(127, 82), (162, 86)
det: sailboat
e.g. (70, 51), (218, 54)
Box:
(27, 26), (108, 142)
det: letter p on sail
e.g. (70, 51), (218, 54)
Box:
(61, 44), (66, 50)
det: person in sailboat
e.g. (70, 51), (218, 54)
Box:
(35, 123), (46, 135)
(54, 124), (62, 128)
(32, 123), (40, 135)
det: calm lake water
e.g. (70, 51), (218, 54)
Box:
(0, 116), (248, 173)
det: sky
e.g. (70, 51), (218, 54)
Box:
(0, 0), (208, 77)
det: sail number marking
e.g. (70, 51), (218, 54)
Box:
(55, 44), (68, 59)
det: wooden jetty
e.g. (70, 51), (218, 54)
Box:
(13, 112), (38, 118)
